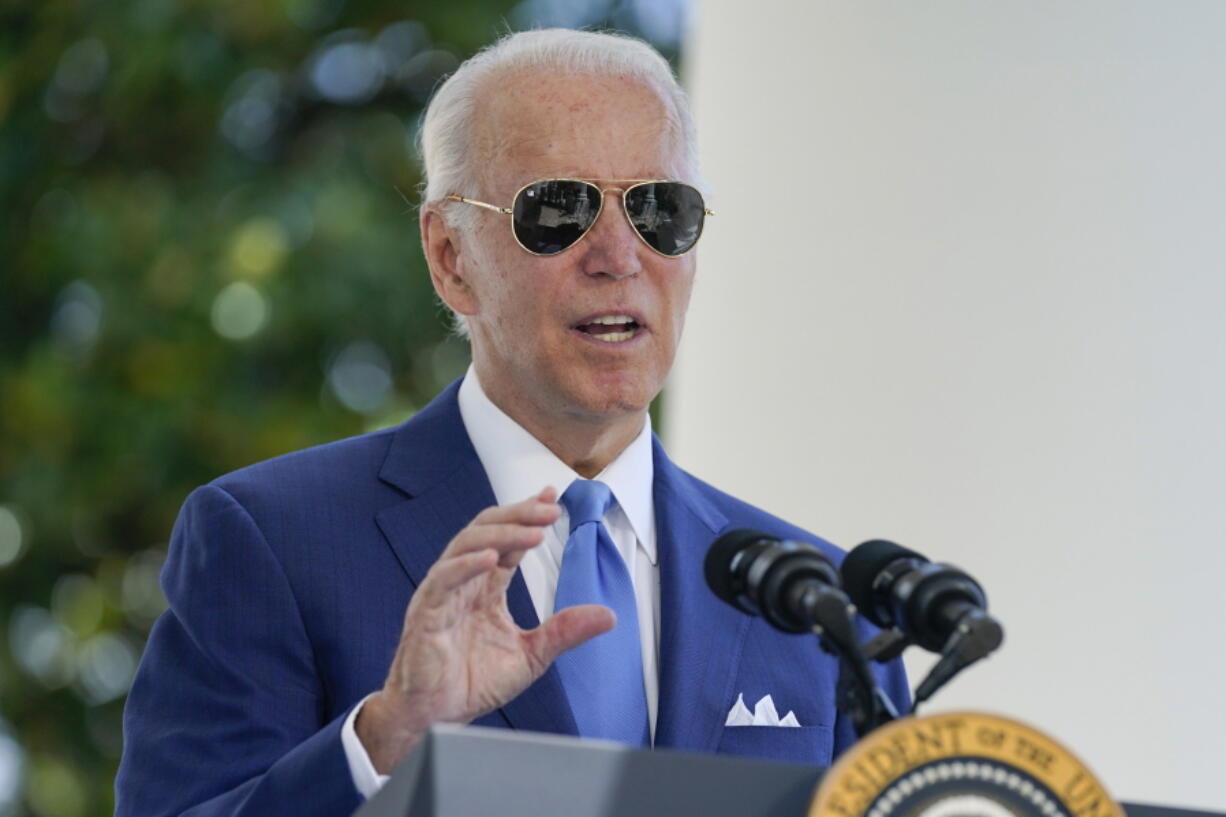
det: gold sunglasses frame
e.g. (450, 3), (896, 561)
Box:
(446, 178), (714, 258)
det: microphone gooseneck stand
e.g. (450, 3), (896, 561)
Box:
(912, 607), (1004, 705)
(705, 530), (901, 737)
(842, 539), (1006, 713)
(705, 531), (1008, 739)
(792, 583), (899, 737)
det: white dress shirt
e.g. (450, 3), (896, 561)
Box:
(341, 366), (660, 798)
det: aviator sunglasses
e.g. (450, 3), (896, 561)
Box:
(447, 178), (713, 257)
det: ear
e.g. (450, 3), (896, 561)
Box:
(421, 205), (478, 316)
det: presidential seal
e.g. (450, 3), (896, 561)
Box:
(808, 712), (1123, 817)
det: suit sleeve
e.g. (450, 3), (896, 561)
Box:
(115, 484), (363, 817)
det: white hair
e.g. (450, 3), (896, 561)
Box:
(418, 28), (701, 337)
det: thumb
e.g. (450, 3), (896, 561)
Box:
(522, 604), (615, 668)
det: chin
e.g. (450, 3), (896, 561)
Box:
(566, 373), (658, 419)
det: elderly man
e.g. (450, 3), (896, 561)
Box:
(116, 28), (907, 817)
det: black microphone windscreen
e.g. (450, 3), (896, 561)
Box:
(841, 539), (927, 618)
(704, 528), (772, 605)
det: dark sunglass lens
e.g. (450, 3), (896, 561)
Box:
(512, 181), (601, 255)
(624, 182), (705, 256)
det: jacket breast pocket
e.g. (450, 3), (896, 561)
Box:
(714, 724), (834, 766)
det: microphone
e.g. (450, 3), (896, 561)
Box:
(705, 529), (900, 734)
(841, 540), (1003, 703)
(704, 528), (845, 634)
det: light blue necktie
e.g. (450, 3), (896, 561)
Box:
(552, 479), (649, 746)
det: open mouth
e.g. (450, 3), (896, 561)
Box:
(573, 314), (643, 343)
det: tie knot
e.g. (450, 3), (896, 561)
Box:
(560, 480), (614, 532)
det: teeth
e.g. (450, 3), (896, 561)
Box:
(597, 330), (635, 342)
(589, 315), (636, 325)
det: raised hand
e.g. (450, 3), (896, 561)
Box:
(355, 486), (614, 772)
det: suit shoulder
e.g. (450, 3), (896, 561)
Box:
(208, 425), (400, 508)
(675, 467), (848, 563)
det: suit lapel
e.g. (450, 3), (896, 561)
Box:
(374, 380), (578, 737)
(651, 439), (749, 753)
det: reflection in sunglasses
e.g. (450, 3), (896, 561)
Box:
(447, 178), (710, 257)
(533, 183), (596, 229)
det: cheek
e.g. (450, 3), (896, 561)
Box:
(488, 277), (558, 341)
(664, 274), (696, 341)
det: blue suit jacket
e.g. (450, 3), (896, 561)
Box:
(116, 379), (908, 816)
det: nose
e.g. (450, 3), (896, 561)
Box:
(576, 189), (645, 280)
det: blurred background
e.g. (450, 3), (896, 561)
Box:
(0, 1), (687, 813)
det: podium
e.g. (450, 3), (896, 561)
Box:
(353, 725), (1222, 817)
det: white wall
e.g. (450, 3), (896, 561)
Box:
(672, 2), (1226, 809)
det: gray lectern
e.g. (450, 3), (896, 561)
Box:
(352, 724), (823, 817)
(352, 725), (1226, 817)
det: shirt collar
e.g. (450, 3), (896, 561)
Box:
(457, 365), (657, 564)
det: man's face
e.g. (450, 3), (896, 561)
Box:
(452, 70), (697, 429)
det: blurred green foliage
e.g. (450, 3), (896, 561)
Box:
(0, 0), (684, 813)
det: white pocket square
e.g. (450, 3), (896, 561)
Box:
(724, 693), (801, 727)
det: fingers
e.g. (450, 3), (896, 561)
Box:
(445, 488), (560, 561)
(467, 488), (559, 531)
(522, 605), (616, 669)
(415, 487), (561, 608)
(449, 523), (548, 558)
(417, 547), (498, 605)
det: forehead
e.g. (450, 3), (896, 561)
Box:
(472, 69), (687, 191)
